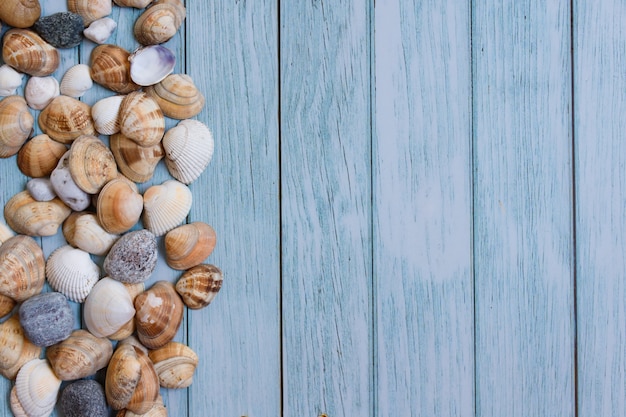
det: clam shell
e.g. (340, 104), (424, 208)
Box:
(46, 329), (113, 380)
(68, 0), (112, 26)
(0, 64), (24, 96)
(0, 95), (34, 158)
(110, 132), (164, 183)
(63, 211), (119, 256)
(134, 0), (186, 46)
(119, 91), (165, 147)
(148, 341), (198, 389)
(96, 178), (144, 234)
(24, 75), (60, 110)
(114, 0), (153, 7)
(17, 134), (67, 178)
(0, 235), (45, 302)
(2, 28), (59, 77)
(116, 402), (168, 417)
(0, 314), (41, 380)
(91, 94), (124, 135)
(4, 191), (71, 237)
(175, 264), (223, 309)
(0, 0), (41, 28)
(68, 134), (117, 194)
(84, 277), (136, 338)
(90, 44), (141, 94)
(127, 346), (161, 414)
(165, 222), (216, 270)
(129, 45), (175, 86)
(107, 283), (143, 340)
(162, 119), (214, 184)
(145, 73), (204, 119)
(0, 294), (16, 319)
(106, 343), (141, 410)
(39, 95), (95, 144)
(143, 179), (192, 236)
(60, 63), (93, 97)
(45, 245), (100, 303)
(134, 281), (184, 349)
(13, 358), (61, 417)
(84, 17), (117, 44)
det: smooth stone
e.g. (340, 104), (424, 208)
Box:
(34, 12), (84, 49)
(84, 17), (117, 44)
(50, 152), (91, 211)
(59, 380), (108, 417)
(19, 292), (74, 347)
(26, 178), (56, 202)
(104, 229), (158, 283)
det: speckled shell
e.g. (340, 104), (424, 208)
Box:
(13, 358), (61, 417)
(114, 0), (153, 8)
(39, 95), (95, 144)
(24, 75), (60, 110)
(0, 314), (42, 380)
(143, 179), (192, 236)
(175, 264), (223, 309)
(46, 329), (113, 381)
(45, 245), (100, 303)
(68, 0), (112, 26)
(148, 341), (198, 389)
(63, 211), (119, 256)
(97, 178), (144, 234)
(0, 235), (45, 302)
(2, 29), (59, 77)
(134, 0), (186, 45)
(4, 191), (71, 237)
(16, 134), (67, 178)
(84, 277), (136, 338)
(91, 94), (124, 135)
(110, 132), (164, 183)
(134, 281), (184, 349)
(60, 63), (93, 97)
(162, 119), (214, 184)
(68, 134), (117, 194)
(0, 95), (34, 158)
(0, 0), (41, 28)
(90, 44), (141, 94)
(145, 73), (204, 119)
(119, 91), (165, 147)
(165, 222), (216, 270)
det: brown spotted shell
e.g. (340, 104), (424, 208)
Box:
(175, 264), (223, 309)
(68, 134), (117, 194)
(46, 329), (113, 381)
(68, 0), (112, 27)
(148, 341), (198, 389)
(164, 222), (216, 270)
(0, 95), (34, 158)
(90, 44), (141, 94)
(134, 0), (186, 46)
(0, 0), (41, 28)
(4, 191), (71, 237)
(119, 91), (165, 147)
(96, 178), (144, 234)
(16, 134), (67, 178)
(0, 235), (45, 302)
(2, 29), (59, 77)
(0, 314), (42, 380)
(144, 73), (204, 119)
(134, 281), (184, 349)
(110, 132), (164, 183)
(38, 95), (96, 144)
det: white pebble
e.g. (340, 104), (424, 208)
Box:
(50, 152), (90, 211)
(26, 178), (57, 202)
(84, 17), (117, 44)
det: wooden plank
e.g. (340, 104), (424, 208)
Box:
(574, 1), (626, 415)
(374, 1), (473, 416)
(186, 1), (281, 416)
(472, 1), (575, 416)
(281, 1), (372, 416)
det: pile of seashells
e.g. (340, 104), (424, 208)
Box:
(0, 0), (223, 416)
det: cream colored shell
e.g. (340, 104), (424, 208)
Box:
(0, 95), (34, 158)
(45, 245), (100, 303)
(24, 76), (60, 110)
(84, 277), (136, 338)
(4, 191), (71, 237)
(142, 179), (192, 236)
(60, 63), (93, 98)
(91, 94), (124, 135)
(13, 358), (61, 417)
(144, 73), (204, 119)
(68, 134), (117, 194)
(148, 341), (198, 389)
(134, 0), (186, 45)
(0, 315), (41, 380)
(162, 119), (214, 184)
(62, 211), (119, 256)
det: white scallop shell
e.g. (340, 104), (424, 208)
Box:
(143, 180), (192, 236)
(84, 277), (136, 338)
(84, 17), (117, 44)
(60, 64), (93, 98)
(46, 245), (100, 303)
(163, 119), (214, 184)
(92, 94), (124, 135)
(0, 65), (24, 96)
(24, 76), (60, 110)
(13, 359), (61, 417)
(129, 45), (176, 86)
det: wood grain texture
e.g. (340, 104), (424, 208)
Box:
(472, 1), (575, 416)
(374, 1), (473, 416)
(574, 1), (626, 415)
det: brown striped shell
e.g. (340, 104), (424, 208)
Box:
(119, 91), (165, 147)
(0, 0), (41, 28)
(165, 222), (216, 270)
(0, 235), (45, 302)
(110, 132), (164, 183)
(144, 73), (204, 119)
(2, 29), (59, 76)
(148, 341), (198, 389)
(175, 264), (223, 309)
(134, 281), (184, 349)
(38, 95), (96, 144)
(0, 95), (34, 158)
(4, 191), (71, 237)
(96, 178), (144, 234)
(68, 134), (117, 194)
(134, 0), (186, 45)
(68, 0), (112, 27)
(0, 314), (41, 380)
(90, 44), (141, 94)
(16, 134), (67, 178)
(46, 329), (113, 380)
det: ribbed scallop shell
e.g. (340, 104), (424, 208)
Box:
(110, 132), (164, 183)
(14, 358), (61, 417)
(39, 95), (95, 144)
(119, 91), (165, 147)
(2, 29), (59, 77)
(68, 0), (112, 26)
(148, 341), (198, 389)
(163, 119), (214, 184)
(0, 314), (41, 380)
(84, 277), (136, 338)
(145, 73), (204, 119)
(0, 235), (45, 302)
(134, 281), (184, 349)
(90, 44), (141, 94)
(24, 76), (60, 110)
(68, 134), (117, 194)
(97, 178), (144, 234)
(60, 64), (93, 97)
(63, 211), (119, 256)
(4, 191), (71, 237)
(46, 329), (113, 380)
(0, 64), (24, 96)
(45, 245), (100, 303)
(175, 264), (223, 309)
(0, 95), (34, 158)
(165, 222), (216, 270)
(134, 0), (186, 45)
(17, 134), (67, 178)
(92, 94), (124, 135)
(0, 0), (41, 28)
(143, 180), (192, 236)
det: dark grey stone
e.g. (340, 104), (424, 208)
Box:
(59, 380), (108, 417)
(19, 292), (73, 347)
(104, 229), (158, 284)
(34, 12), (84, 49)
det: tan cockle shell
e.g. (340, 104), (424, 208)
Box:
(175, 264), (223, 309)
(110, 132), (164, 183)
(4, 191), (71, 237)
(91, 94), (124, 135)
(62, 211), (119, 256)
(148, 341), (199, 389)
(12, 358), (61, 417)
(114, 0), (153, 8)
(0, 95), (34, 158)
(119, 91), (165, 147)
(16, 134), (67, 178)
(162, 119), (214, 184)
(0, 235), (45, 302)
(39, 95), (96, 144)
(45, 245), (100, 303)
(134, 281), (184, 349)
(0, 0), (41, 28)
(24, 75), (60, 110)
(2, 29), (59, 77)
(165, 222), (217, 270)
(90, 44), (141, 94)
(46, 329), (113, 381)
(0, 314), (42, 380)
(68, 0), (112, 27)
(68, 134), (117, 194)
(97, 178), (144, 234)
(60, 63), (93, 97)
(145, 73), (205, 119)
(143, 179), (192, 236)
(134, 0), (186, 46)
(84, 277), (136, 338)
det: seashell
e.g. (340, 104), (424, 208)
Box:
(114, 0), (153, 8)
(165, 222), (217, 270)
(19, 292), (74, 347)
(39, 95), (95, 144)
(0, 235), (45, 302)
(0, 221), (15, 244)
(91, 94), (124, 135)
(126, 346), (160, 414)
(59, 380), (108, 417)
(0, 64), (24, 96)
(45, 245), (100, 303)
(118, 334), (148, 354)
(24, 75), (59, 110)
(119, 91), (165, 147)
(90, 44), (141, 94)
(175, 264), (223, 309)
(33, 11), (84, 49)
(2, 28), (59, 77)
(0, 95), (34, 158)
(143, 179), (192, 236)
(0, 314), (41, 380)
(162, 119), (214, 184)
(84, 277), (136, 338)
(13, 358), (61, 417)
(46, 329), (113, 380)
(17, 134), (66, 178)
(105, 343), (141, 410)
(60, 63), (93, 97)
(63, 212), (119, 256)
(68, 0), (112, 27)
(0, 294), (16, 318)
(0, 0), (41, 29)
(116, 402), (168, 417)
(68, 134), (117, 194)
(26, 177), (56, 201)
(84, 17), (117, 44)
(50, 151), (91, 211)
(96, 178), (144, 234)
(145, 73), (204, 119)
(104, 229), (158, 284)
(129, 45), (176, 86)
(148, 341), (198, 389)
(134, 0), (186, 46)
(134, 281), (184, 349)
(4, 191), (71, 237)
(110, 132), (164, 183)
(10, 386), (27, 417)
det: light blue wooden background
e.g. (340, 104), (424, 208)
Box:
(0, 0), (624, 416)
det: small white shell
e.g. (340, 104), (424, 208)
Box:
(13, 359), (61, 417)
(46, 245), (100, 303)
(163, 119), (214, 184)
(60, 64), (93, 98)
(0, 65), (24, 96)
(129, 45), (176, 86)
(143, 180), (192, 236)
(84, 277), (136, 338)
(92, 94), (124, 135)
(83, 17), (117, 44)
(24, 76), (60, 110)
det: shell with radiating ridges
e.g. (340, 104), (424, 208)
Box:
(68, 134), (117, 194)
(119, 91), (165, 147)
(63, 211), (119, 256)
(13, 358), (61, 417)
(17, 134), (67, 178)
(68, 0), (112, 26)
(0, 0), (41, 28)
(145, 73), (204, 120)
(0, 95), (34, 158)
(4, 191), (71, 237)
(165, 222), (216, 270)
(162, 119), (214, 184)
(46, 329), (113, 381)
(60, 63), (93, 97)
(148, 341), (198, 389)
(96, 178), (144, 234)
(0, 64), (24, 96)
(91, 94), (124, 135)
(84, 277), (136, 338)
(110, 132), (164, 183)
(2, 29), (59, 77)
(142, 180), (192, 236)
(0, 235), (45, 302)
(114, 0), (152, 7)
(175, 264), (223, 309)
(90, 44), (141, 94)
(134, 0), (186, 45)
(134, 281), (184, 349)
(45, 245), (100, 303)
(24, 75), (60, 110)
(39, 95), (95, 144)
(0, 314), (42, 380)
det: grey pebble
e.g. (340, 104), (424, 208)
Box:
(104, 229), (158, 284)
(19, 292), (74, 347)
(26, 178), (56, 201)
(34, 12), (84, 49)
(50, 151), (91, 211)
(59, 380), (108, 417)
